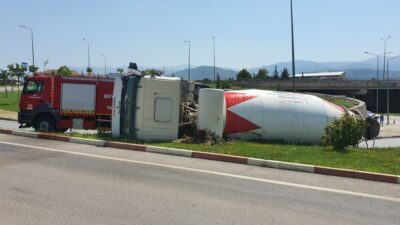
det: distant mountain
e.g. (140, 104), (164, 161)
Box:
(174, 66), (237, 80)
(344, 69), (400, 80)
(66, 58), (400, 80)
(70, 64), (189, 75)
(251, 59), (400, 80)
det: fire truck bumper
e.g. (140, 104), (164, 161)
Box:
(18, 111), (34, 127)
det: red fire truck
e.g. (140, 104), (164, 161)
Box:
(18, 74), (114, 132)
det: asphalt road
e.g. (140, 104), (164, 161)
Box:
(0, 134), (399, 225)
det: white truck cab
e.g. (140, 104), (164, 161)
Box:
(112, 74), (181, 140)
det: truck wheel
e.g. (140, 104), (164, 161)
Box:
(34, 115), (55, 132)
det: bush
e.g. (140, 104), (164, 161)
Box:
(221, 80), (231, 89)
(322, 114), (365, 151)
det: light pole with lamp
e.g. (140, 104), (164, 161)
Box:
(381, 36), (391, 81)
(19, 25), (35, 68)
(82, 38), (91, 75)
(386, 54), (400, 125)
(184, 40), (191, 81)
(365, 51), (382, 112)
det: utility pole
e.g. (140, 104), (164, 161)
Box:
(184, 40), (191, 81)
(290, 0), (296, 92)
(83, 38), (91, 74)
(213, 36), (216, 82)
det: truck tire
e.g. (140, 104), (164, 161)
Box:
(34, 115), (55, 132)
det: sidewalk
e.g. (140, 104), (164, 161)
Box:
(378, 115), (400, 138)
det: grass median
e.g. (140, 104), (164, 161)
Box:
(0, 91), (20, 112)
(67, 132), (400, 175)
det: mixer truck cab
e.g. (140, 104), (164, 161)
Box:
(18, 74), (114, 132)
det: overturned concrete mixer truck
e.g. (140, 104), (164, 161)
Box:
(111, 66), (379, 144)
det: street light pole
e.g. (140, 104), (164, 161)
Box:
(386, 55), (400, 125)
(364, 51), (381, 112)
(83, 38), (91, 74)
(19, 25), (35, 68)
(184, 40), (191, 81)
(213, 36), (216, 82)
(101, 54), (107, 76)
(290, 0), (296, 92)
(381, 36), (391, 81)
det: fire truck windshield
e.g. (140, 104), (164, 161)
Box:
(23, 81), (44, 94)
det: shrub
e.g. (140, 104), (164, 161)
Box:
(322, 114), (365, 151)
(221, 80), (231, 89)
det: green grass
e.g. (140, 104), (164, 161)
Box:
(66, 132), (400, 175)
(320, 96), (355, 108)
(0, 90), (21, 112)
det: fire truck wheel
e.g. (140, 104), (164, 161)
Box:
(34, 115), (55, 132)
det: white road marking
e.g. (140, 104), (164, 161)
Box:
(1, 141), (399, 203)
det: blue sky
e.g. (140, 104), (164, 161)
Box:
(0, 0), (399, 70)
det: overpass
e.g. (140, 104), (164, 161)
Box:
(234, 79), (400, 113)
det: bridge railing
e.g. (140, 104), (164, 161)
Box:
(233, 79), (400, 90)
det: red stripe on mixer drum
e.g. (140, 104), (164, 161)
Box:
(224, 92), (261, 135)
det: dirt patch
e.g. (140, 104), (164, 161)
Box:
(0, 109), (17, 121)
(174, 129), (226, 145)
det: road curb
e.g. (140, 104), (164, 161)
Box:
(105, 141), (146, 151)
(279, 162), (315, 173)
(0, 116), (17, 122)
(0, 127), (398, 184)
(0, 128), (12, 134)
(69, 137), (106, 147)
(38, 133), (70, 142)
(375, 135), (400, 139)
(146, 146), (193, 157)
(192, 151), (248, 164)
(12, 130), (38, 138)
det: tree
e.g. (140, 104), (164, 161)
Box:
(200, 78), (212, 83)
(117, 68), (124, 73)
(280, 67), (290, 80)
(221, 80), (231, 89)
(57, 66), (73, 76)
(236, 69), (252, 81)
(7, 63), (26, 93)
(272, 65), (279, 79)
(0, 69), (9, 98)
(216, 73), (221, 88)
(143, 69), (162, 76)
(28, 65), (39, 73)
(254, 68), (269, 80)
(86, 67), (93, 75)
